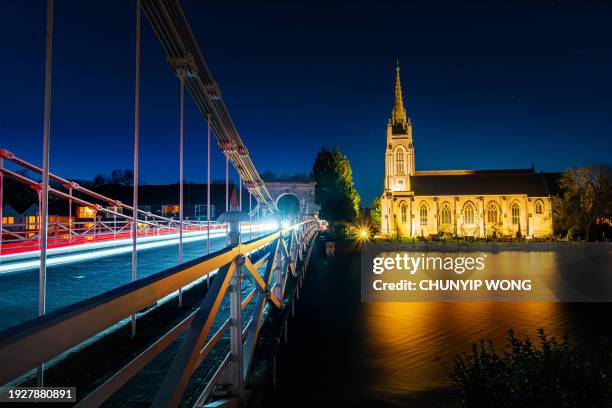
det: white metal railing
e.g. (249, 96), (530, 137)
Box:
(0, 220), (319, 407)
(0, 148), (234, 257)
(0, 218), (224, 255)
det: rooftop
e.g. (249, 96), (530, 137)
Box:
(409, 169), (559, 197)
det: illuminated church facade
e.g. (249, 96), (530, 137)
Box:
(380, 65), (554, 238)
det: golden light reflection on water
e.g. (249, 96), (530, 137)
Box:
(359, 247), (612, 402)
(363, 301), (565, 396)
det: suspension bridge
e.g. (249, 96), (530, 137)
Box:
(0, 1), (321, 406)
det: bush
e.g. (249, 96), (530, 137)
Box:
(450, 329), (612, 408)
(567, 226), (583, 241)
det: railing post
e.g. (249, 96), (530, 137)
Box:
(249, 190), (252, 241)
(228, 255), (245, 397)
(225, 153), (229, 246)
(93, 215), (97, 241)
(0, 156), (3, 259)
(206, 112), (211, 258)
(239, 176), (242, 212)
(274, 233), (284, 300)
(68, 187), (72, 243)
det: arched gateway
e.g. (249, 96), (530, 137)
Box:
(264, 180), (318, 218)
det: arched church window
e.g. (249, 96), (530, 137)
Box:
(464, 203), (475, 224)
(511, 203), (520, 225)
(400, 202), (407, 223)
(441, 205), (451, 224)
(396, 148), (405, 175)
(535, 201), (543, 214)
(420, 205), (428, 226)
(487, 203), (498, 223)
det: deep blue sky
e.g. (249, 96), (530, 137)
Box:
(1, 1), (611, 205)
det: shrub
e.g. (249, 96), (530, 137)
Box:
(567, 225), (583, 241)
(450, 329), (612, 408)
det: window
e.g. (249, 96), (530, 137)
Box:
(1, 216), (14, 224)
(106, 206), (123, 215)
(441, 205), (451, 224)
(162, 205), (180, 217)
(26, 215), (39, 230)
(464, 203), (475, 224)
(487, 204), (498, 223)
(400, 202), (407, 223)
(395, 148), (404, 175)
(511, 203), (520, 225)
(78, 206), (96, 219)
(420, 205), (428, 225)
(535, 201), (543, 214)
(387, 154), (393, 176)
(195, 204), (215, 220)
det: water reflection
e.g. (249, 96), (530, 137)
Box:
(263, 244), (612, 407)
(362, 248), (612, 400)
(364, 302), (564, 396)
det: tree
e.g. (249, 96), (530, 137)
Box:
(451, 329), (612, 407)
(91, 169), (134, 186)
(370, 196), (381, 227)
(92, 174), (109, 186)
(110, 169), (134, 186)
(260, 170), (276, 180)
(311, 147), (360, 224)
(555, 163), (612, 240)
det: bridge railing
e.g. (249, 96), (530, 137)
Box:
(0, 219), (319, 407)
(0, 148), (201, 228)
(0, 218), (228, 257)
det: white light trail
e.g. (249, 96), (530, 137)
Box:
(0, 223), (277, 274)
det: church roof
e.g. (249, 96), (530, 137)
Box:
(410, 169), (555, 197)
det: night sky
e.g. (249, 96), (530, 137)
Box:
(1, 1), (611, 206)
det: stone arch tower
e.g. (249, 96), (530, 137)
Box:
(264, 180), (318, 218)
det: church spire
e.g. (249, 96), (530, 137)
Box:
(391, 62), (407, 125)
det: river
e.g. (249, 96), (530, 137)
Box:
(263, 238), (612, 407)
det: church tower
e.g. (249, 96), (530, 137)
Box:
(384, 63), (414, 193)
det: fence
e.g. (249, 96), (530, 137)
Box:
(0, 218), (227, 256)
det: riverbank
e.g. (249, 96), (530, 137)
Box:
(370, 238), (612, 252)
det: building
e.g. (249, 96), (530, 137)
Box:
(380, 64), (554, 238)
(84, 183), (229, 220)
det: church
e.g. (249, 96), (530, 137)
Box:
(380, 65), (554, 238)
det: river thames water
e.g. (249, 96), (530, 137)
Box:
(264, 239), (612, 407)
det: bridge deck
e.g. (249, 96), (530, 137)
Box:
(12, 251), (264, 406)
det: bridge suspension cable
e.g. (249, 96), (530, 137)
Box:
(131, 0), (142, 339)
(36, 0), (54, 387)
(140, 0), (275, 211)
